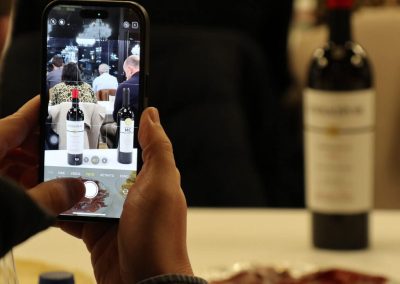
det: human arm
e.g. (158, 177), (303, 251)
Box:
(0, 177), (84, 257)
(0, 96), (85, 257)
(60, 107), (203, 284)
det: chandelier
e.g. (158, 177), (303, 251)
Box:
(61, 45), (79, 63)
(76, 19), (112, 47)
(131, 44), (140, 56)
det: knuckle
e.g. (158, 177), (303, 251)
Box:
(143, 138), (174, 162)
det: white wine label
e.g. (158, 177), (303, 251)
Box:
(120, 118), (134, 153)
(66, 120), (84, 155)
(304, 88), (375, 213)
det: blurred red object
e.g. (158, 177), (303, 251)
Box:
(209, 267), (388, 284)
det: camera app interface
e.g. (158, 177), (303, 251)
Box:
(44, 4), (142, 219)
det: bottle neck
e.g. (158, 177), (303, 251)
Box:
(122, 91), (130, 107)
(72, 98), (79, 107)
(328, 9), (352, 45)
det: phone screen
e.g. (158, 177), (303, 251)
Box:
(41, 1), (148, 221)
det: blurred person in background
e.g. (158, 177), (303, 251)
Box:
(49, 62), (97, 106)
(92, 63), (118, 94)
(46, 54), (64, 90)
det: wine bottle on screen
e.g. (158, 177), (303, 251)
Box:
(66, 88), (84, 166)
(303, 0), (375, 250)
(117, 88), (134, 164)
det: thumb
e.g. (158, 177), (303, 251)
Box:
(27, 178), (85, 215)
(138, 107), (176, 170)
(134, 107), (182, 203)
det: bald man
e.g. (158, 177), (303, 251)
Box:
(113, 55), (140, 122)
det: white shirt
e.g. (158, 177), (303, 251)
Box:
(92, 73), (119, 93)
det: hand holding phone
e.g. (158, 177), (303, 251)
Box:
(60, 107), (194, 283)
(40, 0), (149, 221)
(0, 97), (194, 283)
(0, 96), (86, 256)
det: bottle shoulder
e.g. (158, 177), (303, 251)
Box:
(308, 41), (373, 90)
(310, 41), (369, 66)
(67, 108), (84, 119)
(117, 107), (134, 118)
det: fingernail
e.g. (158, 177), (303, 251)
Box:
(148, 107), (160, 123)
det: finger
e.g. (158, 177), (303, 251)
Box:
(0, 163), (36, 186)
(20, 166), (39, 188)
(19, 127), (40, 157)
(138, 107), (176, 171)
(133, 108), (182, 203)
(58, 221), (84, 239)
(27, 178), (85, 216)
(2, 148), (37, 166)
(0, 96), (40, 159)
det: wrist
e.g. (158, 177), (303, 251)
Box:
(136, 274), (207, 284)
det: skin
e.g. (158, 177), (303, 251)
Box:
(0, 0), (12, 62)
(60, 107), (194, 283)
(0, 93), (193, 283)
(0, 96), (85, 215)
(0, 98), (194, 284)
(0, 17), (9, 58)
(123, 64), (139, 80)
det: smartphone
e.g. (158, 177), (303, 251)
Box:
(40, 0), (149, 221)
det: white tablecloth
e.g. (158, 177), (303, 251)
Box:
(14, 209), (400, 282)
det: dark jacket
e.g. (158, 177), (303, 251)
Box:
(113, 72), (139, 122)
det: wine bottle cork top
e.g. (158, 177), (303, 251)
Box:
(71, 88), (79, 99)
(327, 0), (353, 9)
(39, 271), (74, 284)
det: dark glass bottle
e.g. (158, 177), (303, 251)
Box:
(304, 0), (374, 250)
(39, 271), (75, 284)
(66, 88), (84, 166)
(117, 88), (134, 164)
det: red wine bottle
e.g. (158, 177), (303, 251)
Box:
(303, 0), (374, 249)
(66, 89), (84, 166)
(117, 88), (134, 164)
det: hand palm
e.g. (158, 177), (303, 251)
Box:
(61, 108), (193, 284)
(61, 222), (123, 283)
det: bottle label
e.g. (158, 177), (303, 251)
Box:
(66, 120), (84, 155)
(120, 118), (134, 153)
(304, 88), (375, 213)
